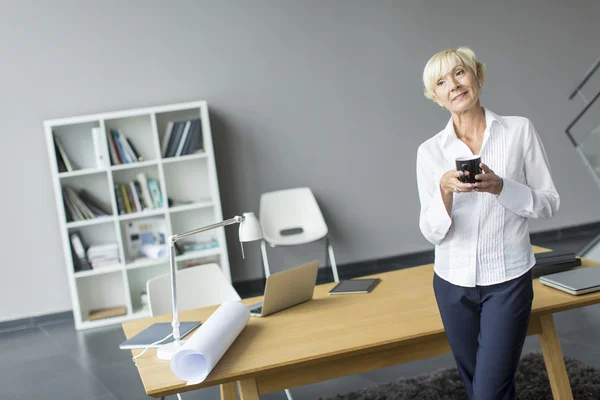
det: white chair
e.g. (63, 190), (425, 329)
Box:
(146, 263), (241, 317)
(146, 263), (241, 400)
(259, 187), (340, 282)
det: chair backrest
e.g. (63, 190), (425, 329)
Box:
(146, 263), (241, 317)
(259, 187), (328, 246)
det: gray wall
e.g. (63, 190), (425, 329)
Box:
(1, 0), (599, 322)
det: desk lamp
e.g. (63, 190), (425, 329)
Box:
(157, 212), (263, 360)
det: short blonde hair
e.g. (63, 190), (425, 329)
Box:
(422, 47), (485, 101)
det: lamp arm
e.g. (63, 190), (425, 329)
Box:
(170, 216), (242, 244)
(168, 215), (243, 342)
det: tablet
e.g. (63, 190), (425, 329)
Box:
(328, 278), (381, 295)
(119, 321), (201, 349)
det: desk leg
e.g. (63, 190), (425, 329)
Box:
(538, 314), (574, 400)
(220, 383), (238, 400)
(238, 378), (260, 400)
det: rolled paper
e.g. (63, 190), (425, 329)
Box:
(170, 300), (250, 384)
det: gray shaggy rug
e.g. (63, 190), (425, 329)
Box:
(321, 352), (600, 400)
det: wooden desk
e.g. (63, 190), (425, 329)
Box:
(122, 246), (600, 400)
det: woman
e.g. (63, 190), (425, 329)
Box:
(416, 47), (559, 400)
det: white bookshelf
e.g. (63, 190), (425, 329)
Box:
(44, 101), (231, 330)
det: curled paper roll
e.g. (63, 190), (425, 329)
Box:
(170, 301), (250, 384)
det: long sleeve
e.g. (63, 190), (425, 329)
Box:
(417, 147), (452, 245)
(497, 120), (560, 219)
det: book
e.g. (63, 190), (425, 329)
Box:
(107, 131), (122, 165)
(165, 122), (185, 158)
(129, 182), (142, 213)
(148, 178), (163, 208)
(114, 185), (126, 215)
(91, 127), (110, 168)
(79, 189), (111, 216)
(181, 119), (202, 155)
(111, 129), (131, 163)
(175, 120), (192, 157)
(161, 121), (175, 157)
(54, 139), (68, 172)
(62, 189), (80, 221)
(67, 187), (95, 219)
(535, 251), (577, 264)
(53, 134), (77, 171)
(119, 131), (138, 163)
(532, 259), (581, 279)
(120, 184), (132, 214)
(136, 173), (154, 211)
(70, 231), (92, 271)
(126, 138), (143, 162)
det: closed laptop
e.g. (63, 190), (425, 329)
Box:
(539, 265), (600, 295)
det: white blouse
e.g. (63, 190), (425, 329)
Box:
(416, 108), (560, 287)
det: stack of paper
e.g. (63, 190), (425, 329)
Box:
(87, 243), (120, 268)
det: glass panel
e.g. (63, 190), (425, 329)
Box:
(569, 91), (600, 146)
(578, 123), (600, 178)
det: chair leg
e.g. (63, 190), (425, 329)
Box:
(260, 240), (272, 278)
(325, 237), (330, 270)
(327, 241), (340, 282)
(284, 388), (295, 400)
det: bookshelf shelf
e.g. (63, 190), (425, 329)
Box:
(44, 101), (231, 330)
(59, 168), (108, 179)
(66, 216), (115, 229)
(118, 208), (166, 221)
(169, 200), (215, 213)
(74, 264), (123, 278)
(176, 247), (221, 262)
(125, 257), (168, 270)
(161, 152), (209, 164)
(111, 159), (159, 171)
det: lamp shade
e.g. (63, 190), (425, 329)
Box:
(238, 212), (263, 242)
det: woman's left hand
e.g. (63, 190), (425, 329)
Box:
(474, 163), (504, 195)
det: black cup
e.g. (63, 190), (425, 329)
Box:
(455, 156), (482, 183)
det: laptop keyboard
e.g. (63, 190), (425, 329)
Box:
(252, 307), (262, 314)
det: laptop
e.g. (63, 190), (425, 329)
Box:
(539, 265), (600, 295)
(248, 260), (319, 317)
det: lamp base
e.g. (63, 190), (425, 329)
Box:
(157, 340), (186, 360)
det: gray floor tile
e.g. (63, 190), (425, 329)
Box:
(0, 353), (83, 393)
(3, 370), (109, 400)
(95, 360), (221, 400)
(261, 391), (288, 400)
(554, 304), (600, 335)
(560, 325), (600, 352)
(0, 327), (65, 367)
(90, 359), (150, 400)
(42, 320), (132, 369)
(522, 331), (600, 369)
(522, 335), (542, 353)
(90, 394), (119, 400)
(283, 375), (375, 400)
(559, 338), (600, 369)
(174, 385), (222, 400)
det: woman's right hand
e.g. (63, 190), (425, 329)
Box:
(439, 170), (475, 195)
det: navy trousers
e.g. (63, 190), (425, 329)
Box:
(433, 270), (534, 400)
